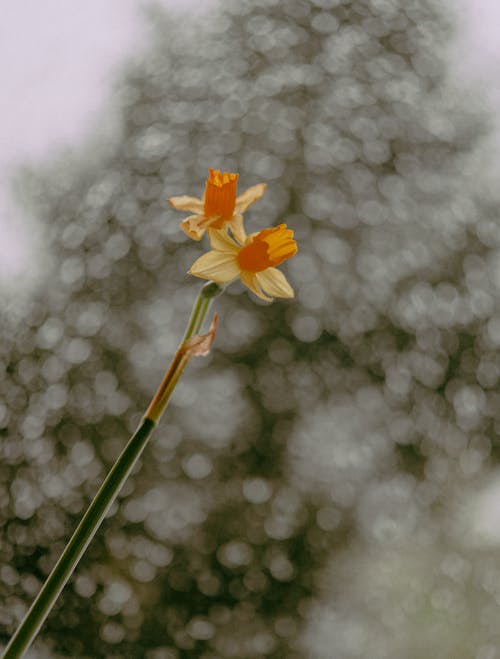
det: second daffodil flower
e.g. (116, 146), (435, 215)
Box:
(169, 168), (267, 243)
(188, 224), (298, 302)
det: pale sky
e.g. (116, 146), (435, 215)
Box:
(0, 0), (499, 290)
(0, 0), (214, 290)
(452, 0), (500, 109)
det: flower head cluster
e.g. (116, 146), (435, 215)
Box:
(169, 169), (297, 301)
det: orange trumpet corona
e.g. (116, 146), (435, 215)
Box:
(203, 169), (239, 226)
(237, 225), (298, 273)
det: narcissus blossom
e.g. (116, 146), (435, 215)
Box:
(168, 168), (266, 242)
(189, 224), (298, 302)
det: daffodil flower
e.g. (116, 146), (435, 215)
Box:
(168, 168), (266, 243)
(188, 224), (298, 302)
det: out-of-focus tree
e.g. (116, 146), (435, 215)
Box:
(2, 0), (500, 657)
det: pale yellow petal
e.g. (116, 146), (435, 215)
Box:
(234, 183), (267, 213)
(188, 251), (240, 283)
(207, 228), (240, 253)
(229, 214), (247, 245)
(240, 271), (272, 302)
(180, 215), (207, 241)
(255, 268), (294, 299)
(168, 195), (204, 213)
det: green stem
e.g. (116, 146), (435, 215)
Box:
(2, 418), (155, 659)
(183, 281), (225, 341)
(2, 281), (224, 659)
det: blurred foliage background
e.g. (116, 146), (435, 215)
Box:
(2, 0), (500, 656)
